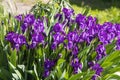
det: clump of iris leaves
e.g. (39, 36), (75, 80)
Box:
(0, 0), (120, 80)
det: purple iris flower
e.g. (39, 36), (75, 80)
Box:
(96, 54), (103, 61)
(79, 31), (94, 44)
(24, 14), (35, 25)
(89, 62), (103, 80)
(81, 22), (98, 43)
(87, 26), (98, 36)
(106, 23), (116, 39)
(67, 31), (79, 43)
(86, 16), (97, 28)
(5, 31), (15, 42)
(51, 42), (58, 50)
(98, 31), (110, 45)
(78, 33), (84, 43)
(44, 59), (55, 69)
(72, 45), (79, 56)
(5, 32), (26, 50)
(98, 22), (116, 45)
(30, 33), (44, 49)
(53, 32), (65, 44)
(102, 22), (113, 29)
(67, 41), (73, 50)
(76, 14), (87, 30)
(96, 44), (106, 60)
(53, 23), (63, 33)
(92, 63), (103, 76)
(32, 33), (44, 43)
(88, 61), (94, 67)
(15, 14), (23, 21)
(51, 32), (65, 50)
(29, 41), (37, 49)
(43, 59), (55, 77)
(62, 8), (74, 20)
(71, 58), (82, 74)
(96, 44), (106, 55)
(21, 22), (28, 33)
(33, 19), (44, 33)
(87, 36), (94, 44)
(20, 14), (35, 33)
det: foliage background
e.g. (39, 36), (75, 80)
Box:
(0, 0), (120, 80)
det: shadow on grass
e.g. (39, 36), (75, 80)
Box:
(70, 0), (120, 10)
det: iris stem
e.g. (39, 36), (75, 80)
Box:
(25, 50), (30, 80)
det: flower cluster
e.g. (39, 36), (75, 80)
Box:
(51, 23), (65, 50)
(98, 22), (116, 45)
(6, 14), (45, 50)
(5, 32), (26, 50)
(5, 7), (120, 80)
(52, 8), (120, 79)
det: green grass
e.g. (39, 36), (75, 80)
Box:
(70, 0), (120, 24)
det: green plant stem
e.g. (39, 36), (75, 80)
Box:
(25, 50), (30, 80)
